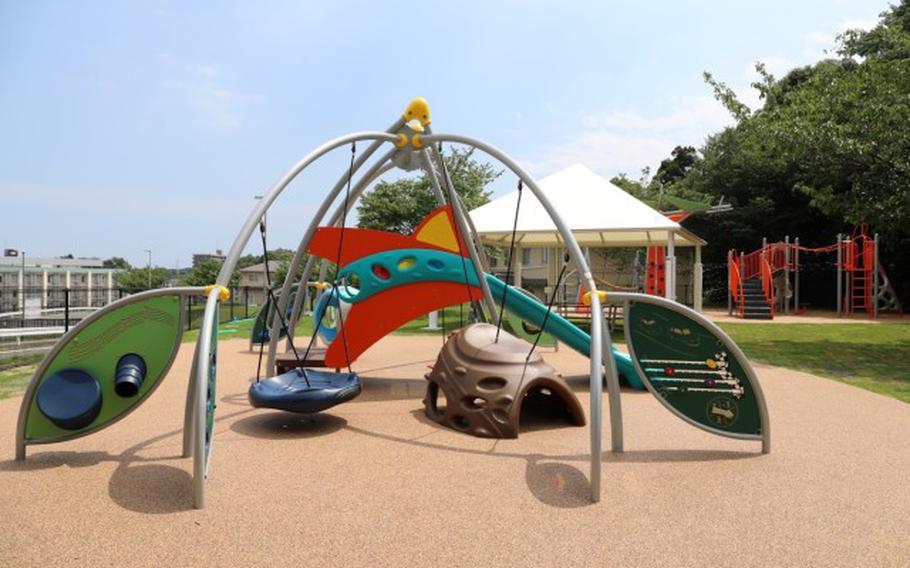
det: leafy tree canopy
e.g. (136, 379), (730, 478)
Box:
(679, 0), (910, 304)
(180, 259), (239, 287)
(357, 147), (500, 234)
(114, 267), (168, 290)
(103, 257), (131, 269)
(655, 146), (699, 186)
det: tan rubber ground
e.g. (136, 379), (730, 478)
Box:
(2, 335), (908, 567)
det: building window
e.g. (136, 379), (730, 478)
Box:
(521, 248), (531, 266)
(541, 248), (549, 264)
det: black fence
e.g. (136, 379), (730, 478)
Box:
(0, 286), (269, 332)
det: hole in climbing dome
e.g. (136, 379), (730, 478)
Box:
(427, 259), (444, 271)
(519, 384), (578, 433)
(461, 396), (486, 411)
(477, 377), (508, 391)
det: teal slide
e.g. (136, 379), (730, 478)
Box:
(485, 274), (644, 389)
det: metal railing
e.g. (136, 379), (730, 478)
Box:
(0, 286), (267, 333)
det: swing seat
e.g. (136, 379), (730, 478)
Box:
(248, 368), (361, 414)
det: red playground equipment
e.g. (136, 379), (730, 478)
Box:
(645, 246), (666, 296)
(728, 225), (902, 319)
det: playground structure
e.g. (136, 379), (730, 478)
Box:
(13, 98), (770, 509)
(424, 322), (585, 438)
(728, 225), (902, 319)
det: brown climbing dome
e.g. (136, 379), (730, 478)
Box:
(424, 323), (585, 438)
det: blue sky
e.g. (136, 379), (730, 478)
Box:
(0, 0), (886, 268)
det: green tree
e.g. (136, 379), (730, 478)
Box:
(610, 173), (649, 200)
(236, 253), (263, 270)
(356, 147), (500, 234)
(180, 259), (239, 287)
(273, 256), (315, 288)
(102, 257), (131, 269)
(680, 0), (910, 305)
(838, 1), (910, 60)
(114, 267), (168, 290)
(655, 146), (699, 186)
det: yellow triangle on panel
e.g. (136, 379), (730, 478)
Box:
(414, 209), (459, 252)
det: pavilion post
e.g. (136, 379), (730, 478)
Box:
(727, 250), (733, 316)
(873, 233), (879, 320)
(784, 235), (790, 314)
(794, 237), (800, 313)
(837, 233), (843, 317)
(694, 245), (703, 312)
(665, 232), (676, 301)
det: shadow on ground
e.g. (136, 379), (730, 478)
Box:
(230, 412), (346, 440)
(525, 458), (591, 508)
(109, 463), (194, 514)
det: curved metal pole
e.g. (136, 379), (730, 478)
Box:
(285, 160), (397, 346)
(422, 133), (622, 502)
(421, 144), (491, 322)
(193, 286), (222, 508)
(215, 130), (400, 286)
(426, 129), (498, 321)
(420, 148), (447, 204)
(266, 146), (400, 373)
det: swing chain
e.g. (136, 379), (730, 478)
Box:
(495, 179), (523, 342)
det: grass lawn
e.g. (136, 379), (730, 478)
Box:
(717, 323), (910, 404)
(0, 353), (45, 400)
(3, 313), (908, 406)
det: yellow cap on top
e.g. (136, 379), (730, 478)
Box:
(402, 97), (431, 133)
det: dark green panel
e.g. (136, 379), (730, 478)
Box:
(250, 290), (294, 345)
(25, 295), (183, 441)
(627, 301), (763, 436)
(204, 305), (218, 463)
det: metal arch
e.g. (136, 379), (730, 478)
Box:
(215, 130), (401, 286)
(266, 146), (400, 372)
(425, 127), (499, 321)
(613, 292), (771, 453)
(15, 287), (203, 460)
(420, 133), (621, 503)
(261, 118), (405, 371)
(193, 286), (222, 508)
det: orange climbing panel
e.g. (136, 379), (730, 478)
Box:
(646, 246), (666, 296)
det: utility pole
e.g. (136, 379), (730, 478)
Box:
(145, 249), (152, 289)
(21, 250), (26, 321)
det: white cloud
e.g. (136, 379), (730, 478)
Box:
(525, 96), (735, 178)
(160, 58), (263, 130)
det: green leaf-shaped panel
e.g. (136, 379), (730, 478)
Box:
(627, 300), (764, 437)
(23, 294), (183, 443)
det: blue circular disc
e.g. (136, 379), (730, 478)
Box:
(36, 369), (102, 431)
